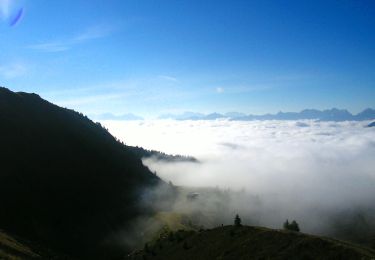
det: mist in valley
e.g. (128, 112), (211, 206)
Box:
(103, 119), (375, 245)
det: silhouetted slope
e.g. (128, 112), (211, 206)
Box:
(128, 226), (375, 260)
(0, 87), (161, 258)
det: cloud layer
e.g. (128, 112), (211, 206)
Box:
(102, 119), (375, 234)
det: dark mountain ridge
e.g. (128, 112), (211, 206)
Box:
(0, 87), (163, 258)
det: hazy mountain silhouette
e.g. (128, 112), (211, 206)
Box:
(357, 109), (375, 121)
(224, 111), (247, 118)
(205, 112), (225, 120)
(0, 87), (164, 258)
(368, 121), (375, 127)
(159, 111), (205, 120)
(159, 108), (375, 121)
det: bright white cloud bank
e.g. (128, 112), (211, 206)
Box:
(102, 119), (375, 232)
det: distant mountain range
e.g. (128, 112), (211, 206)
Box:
(159, 111), (245, 120)
(90, 109), (375, 122)
(159, 108), (375, 121)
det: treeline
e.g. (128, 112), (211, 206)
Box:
(127, 146), (199, 163)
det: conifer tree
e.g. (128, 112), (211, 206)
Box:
(234, 214), (242, 227)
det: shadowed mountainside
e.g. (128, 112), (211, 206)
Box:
(0, 87), (164, 259)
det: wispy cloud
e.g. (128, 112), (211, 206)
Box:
(28, 25), (114, 52)
(40, 79), (139, 100)
(28, 42), (70, 53)
(214, 84), (272, 94)
(54, 93), (126, 107)
(0, 62), (27, 78)
(72, 26), (112, 42)
(216, 87), (224, 93)
(158, 75), (178, 82)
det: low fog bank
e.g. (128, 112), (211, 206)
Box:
(103, 119), (375, 244)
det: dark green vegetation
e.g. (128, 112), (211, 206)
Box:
(127, 225), (375, 260)
(283, 220), (300, 232)
(127, 146), (198, 163)
(0, 87), (168, 258)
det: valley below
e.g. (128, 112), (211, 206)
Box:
(0, 88), (374, 259)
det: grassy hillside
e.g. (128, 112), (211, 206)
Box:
(0, 230), (41, 260)
(0, 87), (164, 258)
(127, 225), (375, 260)
(0, 229), (71, 259)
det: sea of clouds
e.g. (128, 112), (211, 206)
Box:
(102, 119), (375, 234)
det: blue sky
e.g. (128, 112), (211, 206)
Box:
(0, 0), (374, 117)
